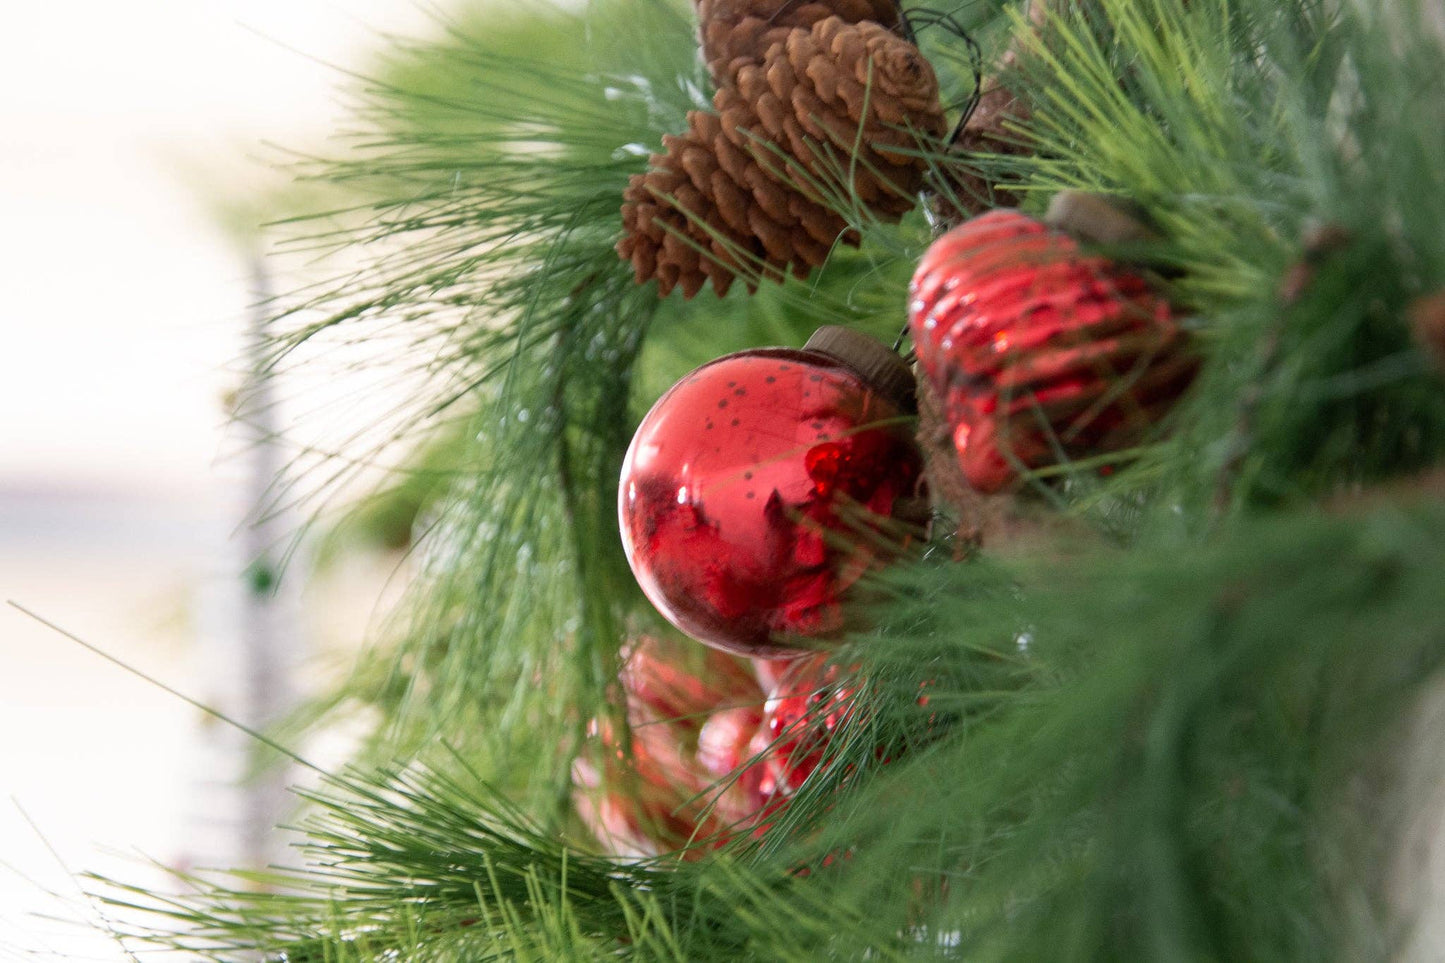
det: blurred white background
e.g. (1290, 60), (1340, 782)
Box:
(0, 1), (434, 957)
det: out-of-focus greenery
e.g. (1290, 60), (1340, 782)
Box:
(106, 486), (1445, 961)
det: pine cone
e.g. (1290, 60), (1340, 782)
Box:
(619, 17), (947, 298)
(695, 0), (902, 84)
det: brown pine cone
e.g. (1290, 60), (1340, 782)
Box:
(769, 17), (947, 205)
(618, 105), (841, 298)
(695, 0), (902, 84)
(619, 17), (946, 298)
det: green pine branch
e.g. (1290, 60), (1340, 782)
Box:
(99, 484), (1445, 960)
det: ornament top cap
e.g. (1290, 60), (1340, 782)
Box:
(803, 325), (916, 414)
(1044, 191), (1161, 247)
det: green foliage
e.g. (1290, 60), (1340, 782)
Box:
(263, 0), (702, 784)
(274, 0), (1002, 780)
(313, 420), (469, 560)
(97, 755), (885, 961)
(111, 0), (1445, 958)
(1014, 0), (1445, 513)
(101, 490), (1445, 960)
(832, 491), (1445, 960)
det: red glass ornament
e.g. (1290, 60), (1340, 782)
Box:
(756, 654), (857, 797)
(619, 327), (924, 656)
(572, 636), (772, 859)
(573, 640), (916, 860)
(909, 209), (1197, 493)
(697, 704), (765, 778)
(755, 656), (934, 798)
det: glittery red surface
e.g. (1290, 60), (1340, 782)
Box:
(909, 209), (1197, 493)
(619, 347), (922, 656)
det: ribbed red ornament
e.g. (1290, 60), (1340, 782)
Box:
(908, 209), (1197, 493)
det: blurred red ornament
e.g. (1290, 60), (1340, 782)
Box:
(619, 327), (925, 656)
(908, 209), (1197, 493)
(572, 637), (771, 860)
(756, 654), (858, 797)
(697, 704), (764, 778)
(574, 639), (912, 860)
(749, 657), (797, 696)
(1410, 288), (1445, 375)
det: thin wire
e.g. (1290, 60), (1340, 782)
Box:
(766, 0), (807, 27)
(892, 320), (912, 353)
(897, 0), (919, 44)
(905, 8), (986, 144)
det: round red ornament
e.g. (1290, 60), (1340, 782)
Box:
(755, 654), (857, 797)
(572, 636), (769, 859)
(909, 208), (1197, 493)
(619, 327), (924, 656)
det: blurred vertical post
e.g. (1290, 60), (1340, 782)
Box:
(232, 253), (298, 872)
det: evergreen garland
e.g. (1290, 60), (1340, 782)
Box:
(96, 0), (1445, 958)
